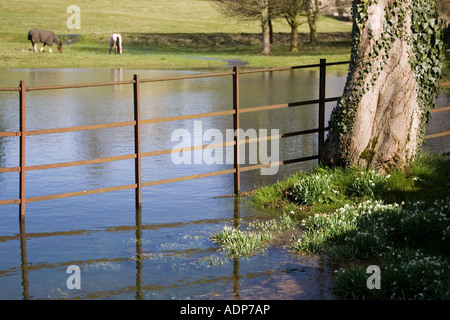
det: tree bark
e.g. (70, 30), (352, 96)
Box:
(211, 0), (276, 55)
(322, 0), (424, 171)
(280, 0), (307, 52)
(307, 0), (319, 44)
(290, 22), (299, 51)
(287, 14), (300, 52)
(261, 0), (271, 55)
(269, 19), (274, 44)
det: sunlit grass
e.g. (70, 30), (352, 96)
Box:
(249, 152), (450, 211)
(305, 199), (450, 299)
(0, 0), (352, 36)
(241, 152), (450, 299)
(1, 37), (352, 70)
(0, 0), (353, 69)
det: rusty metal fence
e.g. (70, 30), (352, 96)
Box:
(5, 59), (446, 219)
(1, 59), (346, 218)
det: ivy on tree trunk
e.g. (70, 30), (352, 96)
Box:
(323, 0), (445, 171)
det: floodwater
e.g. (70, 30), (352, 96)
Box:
(0, 67), (448, 300)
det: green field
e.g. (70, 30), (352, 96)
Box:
(0, 0), (353, 69)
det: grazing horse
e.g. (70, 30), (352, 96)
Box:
(28, 29), (62, 53)
(109, 34), (122, 54)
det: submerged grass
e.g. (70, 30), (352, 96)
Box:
(212, 152), (450, 299)
(210, 225), (274, 258)
(210, 212), (297, 259)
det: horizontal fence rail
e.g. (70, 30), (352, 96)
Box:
(1, 59), (448, 219)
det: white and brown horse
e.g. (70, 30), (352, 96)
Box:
(109, 34), (122, 54)
(28, 29), (62, 53)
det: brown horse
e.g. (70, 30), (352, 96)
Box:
(28, 29), (62, 53)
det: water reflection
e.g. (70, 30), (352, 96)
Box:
(14, 198), (336, 300)
(135, 207), (143, 300)
(15, 198), (235, 300)
(19, 219), (29, 300)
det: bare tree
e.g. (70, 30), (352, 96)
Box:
(306, 0), (320, 44)
(279, 0), (325, 46)
(323, 0), (445, 171)
(212, 0), (279, 55)
(277, 0), (308, 52)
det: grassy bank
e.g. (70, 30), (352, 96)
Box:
(1, 32), (352, 70)
(211, 153), (450, 299)
(0, 0), (352, 70)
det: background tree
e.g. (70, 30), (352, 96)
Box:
(275, 0), (323, 48)
(306, 0), (321, 44)
(212, 0), (279, 55)
(322, 0), (445, 171)
(277, 0), (308, 52)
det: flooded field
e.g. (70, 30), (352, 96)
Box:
(0, 67), (448, 300)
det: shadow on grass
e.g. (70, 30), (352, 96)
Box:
(381, 153), (450, 205)
(112, 32), (353, 55)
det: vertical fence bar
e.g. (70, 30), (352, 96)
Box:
(233, 67), (240, 195)
(19, 81), (26, 219)
(133, 75), (142, 208)
(318, 59), (326, 161)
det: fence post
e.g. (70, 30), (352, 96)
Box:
(318, 59), (326, 161)
(233, 67), (240, 195)
(19, 81), (26, 220)
(133, 75), (142, 208)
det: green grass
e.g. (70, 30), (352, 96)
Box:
(210, 152), (450, 299)
(210, 225), (275, 258)
(249, 152), (450, 212)
(300, 199), (450, 299)
(0, 0), (353, 70)
(210, 212), (297, 258)
(0, 0), (352, 37)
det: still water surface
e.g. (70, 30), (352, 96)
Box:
(0, 68), (447, 300)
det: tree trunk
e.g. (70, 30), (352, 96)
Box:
(261, 0), (271, 55)
(287, 14), (300, 52)
(269, 19), (274, 44)
(322, 0), (443, 171)
(290, 24), (299, 52)
(307, 0), (319, 44)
